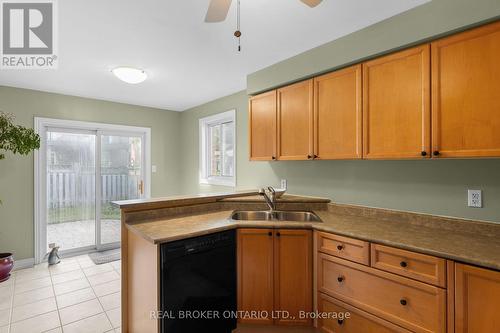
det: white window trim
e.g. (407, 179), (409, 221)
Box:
(33, 117), (152, 264)
(199, 109), (236, 187)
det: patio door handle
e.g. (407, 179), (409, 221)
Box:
(138, 180), (144, 195)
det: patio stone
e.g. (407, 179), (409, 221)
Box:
(47, 220), (120, 251)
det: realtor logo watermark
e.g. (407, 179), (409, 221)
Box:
(1, 0), (58, 69)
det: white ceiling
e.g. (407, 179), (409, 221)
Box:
(0, 0), (429, 111)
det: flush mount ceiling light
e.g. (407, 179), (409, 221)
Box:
(111, 67), (147, 84)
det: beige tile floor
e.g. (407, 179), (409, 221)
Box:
(0, 255), (121, 333)
(0, 258), (320, 333)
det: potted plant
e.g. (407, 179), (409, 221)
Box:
(0, 253), (14, 282)
(0, 111), (40, 282)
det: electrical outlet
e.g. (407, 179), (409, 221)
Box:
(152, 165), (157, 173)
(280, 179), (287, 190)
(468, 189), (482, 208)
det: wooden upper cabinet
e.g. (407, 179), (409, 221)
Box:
(455, 263), (500, 332)
(277, 80), (314, 160)
(249, 91), (277, 161)
(363, 45), (431, 159)
(237, 229), (274, 325)
(431, 21), (500, 158)
(314, 65), (362, 159)
(274, 229), (312, 326)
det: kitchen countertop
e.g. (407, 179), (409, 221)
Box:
(124, 204), (500, 271)
(113, 190), (260, 211)
(220, 194), (331, 203)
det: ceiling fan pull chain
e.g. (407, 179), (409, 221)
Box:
(234, 0), (242, 52)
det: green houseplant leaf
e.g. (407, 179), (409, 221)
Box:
(0, 112), (41, 204)
(0, 112), (40, 161)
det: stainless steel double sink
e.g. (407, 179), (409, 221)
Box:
(230, 210), (322, 222)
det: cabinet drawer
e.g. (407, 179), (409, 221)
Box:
(317, 253), (446, 333)
(371, 244), (446, 287)
(317, 293), (412, 333)
(316, 232), (369, 265)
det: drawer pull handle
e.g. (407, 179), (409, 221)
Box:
(400, 298), (408, 306)
(337, 244), (344, 251)
(337, 319), (344, 325)
(268, 231), (272, 236)
(400, 261), (408, 268)
(337, 276), (345, 283)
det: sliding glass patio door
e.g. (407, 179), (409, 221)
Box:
(36, 118), (150, 262)
(46, 130), (97, 251)
(98, 133), (143, 249)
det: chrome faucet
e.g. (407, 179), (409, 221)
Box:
(259, 187), (277, 211)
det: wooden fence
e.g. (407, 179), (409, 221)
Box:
(47, 171), (140, 223)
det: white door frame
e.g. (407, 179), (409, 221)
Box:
(34, 117), (151, 264)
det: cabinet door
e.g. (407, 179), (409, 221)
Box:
(363, 45), (430, 159)
(277, 80), (314, 160)
(274, 229), (312, 326)
(249, 91), (277, 161)
(314, 65), (362, 159)
(431, 22), (500, 158)
(237, 228), (274, 324)
(455, 263), (500, 332)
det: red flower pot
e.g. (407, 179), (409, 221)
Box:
(0, 253), (14, 283)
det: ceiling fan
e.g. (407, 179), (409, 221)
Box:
(205, 0), (323, 23)
(204, 0), (323, 51)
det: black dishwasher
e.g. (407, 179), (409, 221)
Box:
(160, 230), (237, 333)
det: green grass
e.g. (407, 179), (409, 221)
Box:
(48, 203), (120, 224)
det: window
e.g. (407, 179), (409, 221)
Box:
(199, 110), (236, 187)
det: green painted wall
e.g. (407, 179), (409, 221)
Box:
(180, 91), (280, 195)
(0, 86), (181, 260)
(179, 0), (500, 223)
(247, 0), (500, 94)
(5, 0), (500, 261)
(180, 90), (500, 223)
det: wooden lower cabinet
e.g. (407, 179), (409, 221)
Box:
(237, 228), (312, 326)
(455, 263), (500, 333)
(237, 228), (274, 325)
(317, 293), (412, 333)
(122, 223), (160, 333)
(274, 229), (313, 325)
(316, 231), (370, 265)
(314, 231), (500, 333)
(371, 243), (447, 287)
(317, 252), (446, 333)
(236, 228), (500, 332)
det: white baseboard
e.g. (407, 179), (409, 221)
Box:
(13, 258), (35, 270)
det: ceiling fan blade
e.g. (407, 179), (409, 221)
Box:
(205, 0), (232, 23)
(300, 0), (323, 8)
